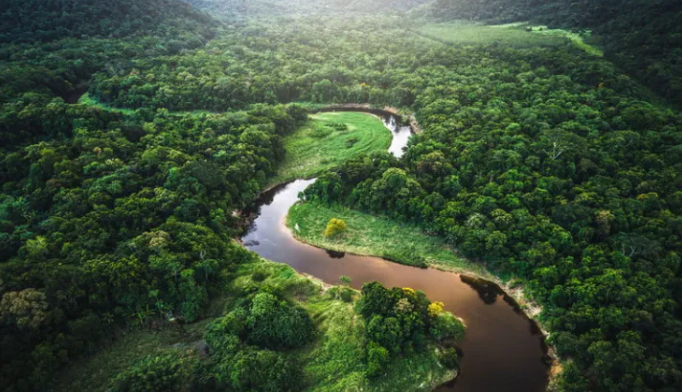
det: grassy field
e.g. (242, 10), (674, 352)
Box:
(287, 202), (490, 277)
(416, 21), (602, 55)
(416, 21), (565, 48)
(52, 258), (453, 392)
(270, 112), (392, 186)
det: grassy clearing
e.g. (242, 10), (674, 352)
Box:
(416, 21), (602, 56)
(78, 92), (137, 115)
(521, 24), (603, 56)
(416, 21), (565, 48)
(53, 258), (453, 392)
(270, 112), (392, 186)
(287, 202), (489, 276)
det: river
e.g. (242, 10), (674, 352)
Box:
(241, 112), (550, 392)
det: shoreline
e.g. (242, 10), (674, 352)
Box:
(280, 207), (563, 385)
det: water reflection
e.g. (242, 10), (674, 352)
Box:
(325, 249), (346, 259)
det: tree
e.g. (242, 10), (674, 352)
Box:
(324, 218), (347, 238)
(0, 289), (49, 330)
(246, 293), (315, 349)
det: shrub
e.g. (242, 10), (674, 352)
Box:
(205, 308), (249, 348)
(340, 287), (354, 302)
(365, 341), (389, 378)
(218, 348), (302, 392)
(325, 121), (348, 131)
(246, 292), (315, 349)
(345, 136), (359, 148)
(252, 271), (267, 282)
(430, 312), (465, 342)
(439, 347), (460, 369)
(311, 126), (332, 138)
(323, 218), (347, 238)
(110, 353), (183, 392)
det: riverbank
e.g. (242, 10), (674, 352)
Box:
(285, 200), (562, 381)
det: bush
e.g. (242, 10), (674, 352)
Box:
(325, 121), (348, 131)
(110, 353), (184, 392)
(365, 341), (389, 378)
(246, 292), (315, 349)
(439, 347), (460, 369)
(252, 271), (267, 282)
(218, 347), (302, 392)
(311, 126), (332, 138)
(324, 218), (347, 238)
(345, 136), (359, 148)
(430, 313), (465, 342)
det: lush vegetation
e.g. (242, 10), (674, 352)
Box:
(1, 0), (681, 391)
(271, 112), (392, 185)
(300, 36), (682, 392)
(427, 0), (682, 106)
(52, 259), (462, 392)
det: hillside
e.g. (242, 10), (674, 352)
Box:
(185, 0), (434, 18)
(0, 0), (216, 44)
(425, 0), (682, 106)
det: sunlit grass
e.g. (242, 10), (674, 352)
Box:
(287, 202), (489, 276)
(523, 24), (603, 56)
(416, 21), (565, 48)
(270, 112), (392, 186)
(416, 21), (602, 56)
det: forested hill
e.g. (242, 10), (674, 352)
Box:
(185, 0), (433, 18)
(426, 0), (682, 106)
(0, 0), (219, 122)
(0, 0), (216, 44)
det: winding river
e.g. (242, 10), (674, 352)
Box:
(242, 112), (550, 392)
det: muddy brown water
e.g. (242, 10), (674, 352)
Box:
(241, 112), (550, 391)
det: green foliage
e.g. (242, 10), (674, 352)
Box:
(109, 353), (184, 392)
(215, 347), (302, 392)
(0, 0), (216, 45)
(246, 292), (315, 349)
(356, 282), (464, 377)
(366, 341), (390, 378)
(438, 347), (459, 369)
(428, 0), (682, 105)
(2, 1), (681, 391)
(324, 218), (347, 238)
(299, 17), (682, 391)
(430, 313), (465, 342)
(0, 101), (306, 389)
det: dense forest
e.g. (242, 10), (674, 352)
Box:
(428, 0), (682, 106)
(1, 0), (681, 392)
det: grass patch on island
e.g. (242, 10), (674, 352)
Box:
(270, 112), (392, 186)
(287, 202), (489, 276)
